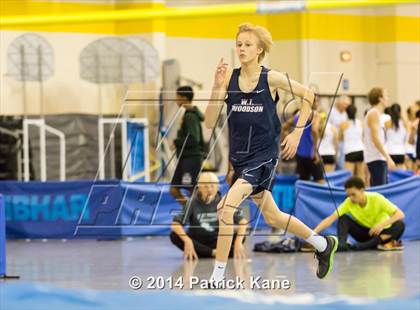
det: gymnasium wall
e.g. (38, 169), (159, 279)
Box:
(0, 1), (419, 116)
(165, 5), (420, 103)
(0, 30), (161, 116)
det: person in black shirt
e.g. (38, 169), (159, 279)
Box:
(170, 86), (206, 206)
(170, 172), (247, 259)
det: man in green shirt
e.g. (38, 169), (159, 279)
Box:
(314, 176), (405, 251)
(170, 86), (206, 206)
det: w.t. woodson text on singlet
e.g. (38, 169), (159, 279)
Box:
(225, 66), (280, 166)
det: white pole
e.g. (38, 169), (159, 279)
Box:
(61, 136), (66, 181)
(44, 124), (66, 181)
(98, 118), (105, 180)
(121, 118), (128, 181)
(110, 130), (116, 179)
(144, 119), (150, 182)
(17, 145), (22, 181)
(39, 119), (47, 181)
(23, 120), (29, 181)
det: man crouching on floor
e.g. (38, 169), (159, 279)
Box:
(170, 172), (248, 259)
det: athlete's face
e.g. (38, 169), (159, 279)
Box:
(236, 32), (263, 64)
(345, 187), (365, 204)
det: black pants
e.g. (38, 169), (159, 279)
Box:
(367, 160), (388, 187)
(170, 231), (244, 258)
(295, 155), (324, 181)
(337, 215), (405, 251)
(171, 155), (203, 189)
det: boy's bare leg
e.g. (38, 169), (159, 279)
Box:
(210, 178), (252, 283)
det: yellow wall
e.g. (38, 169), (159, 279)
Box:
(0, 1), (419, 115)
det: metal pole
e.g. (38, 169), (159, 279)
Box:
(37, 46), (47, 181)
(23, 120), (29, 181)
(16, 130), (23, 181)
(118, 52), (128, 118)
(119, 49), (129, 180)
(44, 125), (66, 181)
(20, 46), (27, 118)
(143, 120), (150, 182)
(20, 45), (29, 181)
(110, 128), (116, 179)
(140, 51), (147, 118)
(121, 120), (128, 181)
(39, 119), (47, 181)
(37, 45), (44, 119)
(96, 52), (104, 179)
(59, 133), (66, 181)
(95, 52), (102, 117)
(17, 145), (22, 181)
(98, 118), (105, 180)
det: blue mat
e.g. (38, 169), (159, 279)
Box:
(0, 170), (416, 239)
(2, 283), (419, 310)
(1, 171), (352, 239)
(0, 194), (5, 276)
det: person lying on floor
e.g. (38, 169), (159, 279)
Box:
(313, 176), (405, 251)
(170, 172), (248, 259)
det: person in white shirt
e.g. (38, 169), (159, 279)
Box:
(329, 95), (351, 128)
(363, 87), (396, 186)
(339, 104), (365, 181)
(384, 103), (408, 170)
(329, 95), (351, 170)
(319, 118), (339, 172)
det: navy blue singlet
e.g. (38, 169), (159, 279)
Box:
(225, 66), (281, 167)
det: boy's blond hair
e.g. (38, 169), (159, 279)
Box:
(236, 23), (273, 63)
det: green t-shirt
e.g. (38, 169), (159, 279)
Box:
(337, 192), (397, 229)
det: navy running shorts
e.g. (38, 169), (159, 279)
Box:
(231, 158), (279, 195)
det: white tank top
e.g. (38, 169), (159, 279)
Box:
(385, 120), (407, 155)
(319, 122), (336, 156)
(344, 119), (364, 154)
(363, 109), (386, 163)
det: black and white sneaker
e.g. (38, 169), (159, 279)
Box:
(315, 235), (338, 279)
